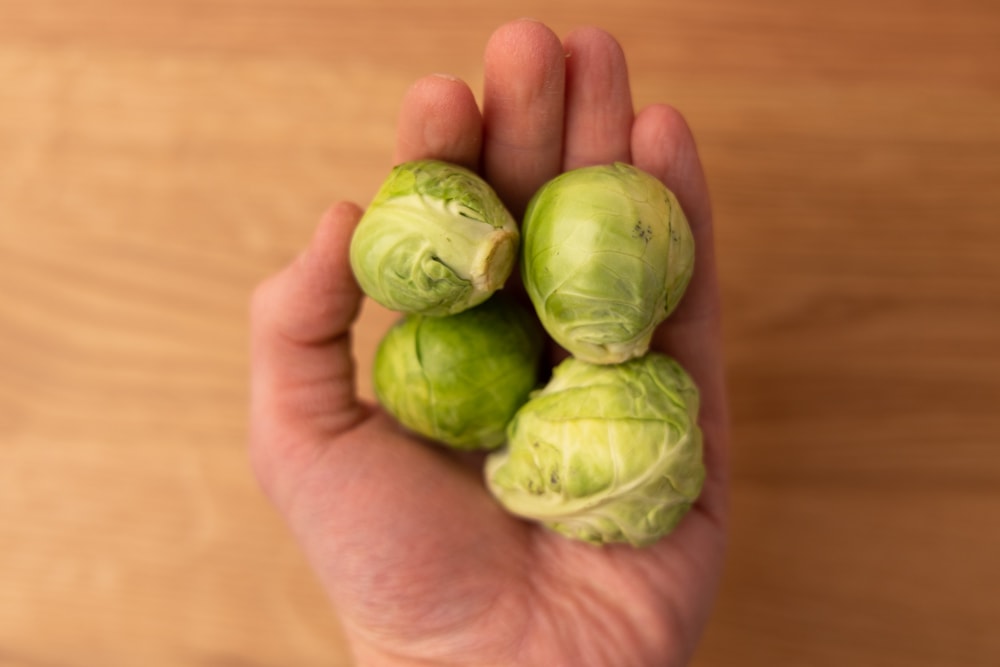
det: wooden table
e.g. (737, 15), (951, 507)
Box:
(2, 1), (998, 665)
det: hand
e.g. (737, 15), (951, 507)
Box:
(250, 20), (730, 667)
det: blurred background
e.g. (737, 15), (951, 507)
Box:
(2, 0), (999, 665)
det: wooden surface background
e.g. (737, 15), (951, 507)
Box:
(2, 0), (999, 665)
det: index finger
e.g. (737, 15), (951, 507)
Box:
(393, 74), (483, 169)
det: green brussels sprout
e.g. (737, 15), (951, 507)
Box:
(484, 353), (704, 546)
(373, 296), (543, 450)
(350, 159), (519, 316)
(521, 162), (695, 364)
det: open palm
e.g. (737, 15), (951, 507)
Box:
(250, 20), (730, 667)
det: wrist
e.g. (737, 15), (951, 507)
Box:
(351, 646), (511, 667)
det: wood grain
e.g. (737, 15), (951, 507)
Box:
(2, 0), (999, 665)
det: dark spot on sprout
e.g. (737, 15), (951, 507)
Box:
(550, 471), (559, 485)
(632, 220), (653, 244)
(667, 211), (681, 243)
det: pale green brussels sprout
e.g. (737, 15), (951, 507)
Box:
(373, 296), (543, 450)
(521, 162), (695, 364)
(485, 353), (704, 547)
(350, 159), (519, 316)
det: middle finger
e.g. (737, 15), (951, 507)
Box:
(481, 20), (566, 218)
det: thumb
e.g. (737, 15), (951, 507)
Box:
(249, 202), (367, 501)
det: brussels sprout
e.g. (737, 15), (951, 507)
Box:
(484, 353), (704, 546)
(521, 162), (695, 364)
(373, 296), (543, 450)
(350, 160), (519, 316)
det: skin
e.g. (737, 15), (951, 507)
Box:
(249, 20), (730, 667)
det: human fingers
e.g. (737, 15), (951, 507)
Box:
(393, 74), (483, 169)
(561, 27), (634, 170)
(631, 105), (729, 520)
(632, 105), (719, 374)
(248, 202), (367, 503)
(481, 19), (566, 217)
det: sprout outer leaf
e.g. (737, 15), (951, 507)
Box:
(374, 296), (544, 450)
(521, 162), (695, 364)
(350, 160), (519, 316)
(485, 353), (705, 546)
